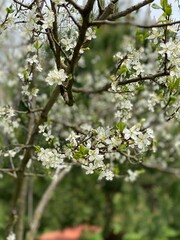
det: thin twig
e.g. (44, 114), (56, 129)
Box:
(65, 0), (83, 14)
(90, 20), (180, 28)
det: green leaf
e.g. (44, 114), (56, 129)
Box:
(116, 122), (126, 133)
(152, 3), (162, 9)
(18, 100), (29, 112)
(34, 41), (39, 50)
(164, 4), (172, 16)
(34, 40), (43, 50)
(118, 144), (127, 150)
(6, 6), (14, 14)
(34, 145), (41, 152)
(23, 70), (27, 79)
(73, 153), (83, 159)
(160, 0), (168, 8)
(114, 166), (120, 174)
(79, 145), (89, 155)
(169, 96), (176, 105)
(170, 77), (180, 90)
(120, 65), (127, 74)
(160, 0), (172, 16)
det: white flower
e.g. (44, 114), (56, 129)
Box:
(120, 100), (133, 110)
(88, 148), (103, 162)
(21, 86), (39, 100)
(6, 232), (16, 240)
(25, 7), (40, 32)
(4, 150), (17, 158)
(159, 40), (176, 58)
(45, 69), (67, 86)
(0, 106), (15, 119)
(26, 55), (39, 65)
(98, 169), (114, 181)
(125, 170), (139, 182)
(66, 131), (80, 147)
(31, 88), (39, 97)
(37, 64), (43, 72)
(147, 28), (163, 44)
(82, 163), (95, 174)
(105, 136), (122, 151)
(136, 132), (150, 150)
(123, 125), (140, 141)
(42, 10), (55, 30)
(37, 148), (64, 169)
(146, 128), (154, 139)
(61, 38), (75, 52)
(39, 123), (54, 142)
(133, 62), (144, 75)
(96, 127), (111, 142)
(86, 28), (96, 40)
(147, 93), (160, 112)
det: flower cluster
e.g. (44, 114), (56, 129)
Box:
(61, 38), (76, 52)
(6, 232), (16, 240)
(86, 28), (97, 41)
(123, 125), (154, 151)
(0, 106), (15, 119)
(45, 68), (67, 86)
(147, 93), (160, 112)
(42, 10), (55, 30)
(4, 149), (17, 158)
(39, 122), (60, 148)
(0, 106), (19, 136)
(60, 122), (154, 180)
(37, 148), (65, 169)
(125, 170), (140, 182)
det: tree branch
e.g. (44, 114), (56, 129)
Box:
(90, 20), (180, 28)
(72, 71), (169, 94)
(65, 0), (96, 106)
(13, 0), (36, 9)
(142, 162), (180, 178)
(65, 0), (83, 14)
(98, 1), (116, 20)
(108, 0), (154, 21)
(25, 168), (69, 240)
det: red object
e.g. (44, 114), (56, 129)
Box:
(38, 224), (102, 240)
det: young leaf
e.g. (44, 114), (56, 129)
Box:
(6, 6), (14, 14)
(116, 122), (126, 133)
(152, 3), (162, 9)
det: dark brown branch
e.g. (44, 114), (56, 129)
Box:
(13, 0), (35, 9)
(98, 1), (115, 20)
(66, 0), (96, 106)
(72, 83), (110, 94)
(7, 86), (61, 237)
(90, 20), (180, 28)
(117, 71), (169, 86)
(72, 71), (169, 94)
(108, 0), (154, 21)
(167, 106), (180, 121)
(65, 0), (83, 14)
(63, 4), (81, 29)
(50, 0), (61, 70)
(97, 0), (104, 16)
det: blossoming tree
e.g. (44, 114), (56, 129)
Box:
(0, 0), (180, 239)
